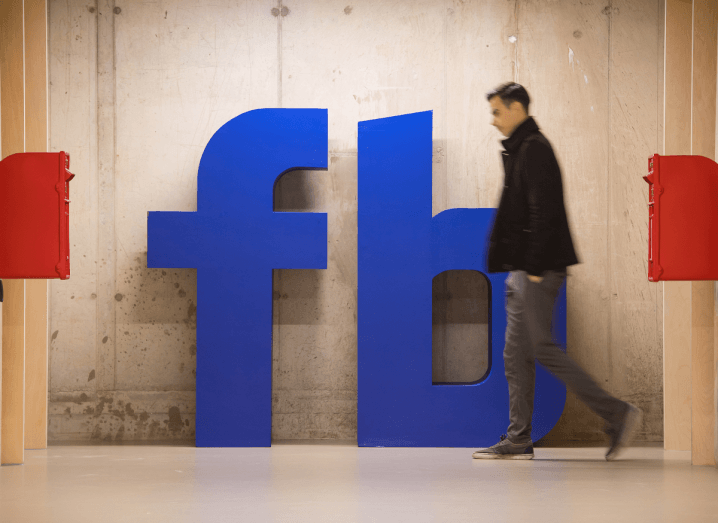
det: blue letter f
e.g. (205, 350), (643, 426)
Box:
(148, 109), (328, 447)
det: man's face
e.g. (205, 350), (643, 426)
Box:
(489, 96), (527, 137)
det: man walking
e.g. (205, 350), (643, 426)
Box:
(472, 83), (641, 461)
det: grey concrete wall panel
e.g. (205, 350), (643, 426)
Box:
(49, 0), (663, 443)
(607, 0), (663, 444)
(49, 0), (99, 397)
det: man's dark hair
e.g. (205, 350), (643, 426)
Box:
(486, 82), (530, 112)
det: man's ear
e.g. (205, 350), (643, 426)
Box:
(509, 100), (525, 114)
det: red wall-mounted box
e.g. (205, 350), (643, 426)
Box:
(645, 154), (718, 281)
(0, 152), (75, 279)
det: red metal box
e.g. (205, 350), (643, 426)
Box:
(645, 153), (718, 281)
(0, 152), (75, 279)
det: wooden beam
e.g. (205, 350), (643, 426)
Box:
(715, 286), (718, 466)
(23, 0), (48, 451)
(1, 281), (25, 465)
(23, 0), (46, 154)
(691, 282), (715, 465)
(24, 279), (47, 449)
(0, 1), (25, 156)
(0, 297), (2, 456)
(690, 0), (717, 467)
(0, 0), (26, 467)
(663, 0), (693, 452)
(24, 280), (47, 449)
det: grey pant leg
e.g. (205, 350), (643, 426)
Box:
(505, 270), (627, 444)
(504, 271), (536, 444)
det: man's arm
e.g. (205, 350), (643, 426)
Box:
(523, 140), (562, 279)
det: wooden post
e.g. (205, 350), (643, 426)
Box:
(23, 0), (49, 451)
(1, 281), (25, 465)
(663, 0), (718, 466)
(0, 0), (27, 467)
(690, 0), (717, 467)
(715, 285), (718, 466)
(663, 0), (693, 453)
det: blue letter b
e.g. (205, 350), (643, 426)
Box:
(358, 111), (566, 447)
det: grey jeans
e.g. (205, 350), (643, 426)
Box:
(504, 270), (627, 444)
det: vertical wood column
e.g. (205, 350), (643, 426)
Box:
(1, 282), (25, 465)
(0, 299), (2, 453)
(23, 0), (48, 451)
(663, 0), (693, 452)
(663, 0), (717, 466)
(0, 0), (27, 467)
(714, 284), (718, 466)
(690, 0), (717, 467)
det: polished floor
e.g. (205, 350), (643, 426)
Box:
(1, 443), (717, 523)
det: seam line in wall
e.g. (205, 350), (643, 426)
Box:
(277, 0), (282, 108)
(514, 0), (519, 83)
(112, 0), (117, 390)
(688, 0), (695, 428)
(443, 0), (447, 214)
(95, 0), (101, 397)
(661, 0), (667, 156)
(22, 0), (26, 153)
(659, 0), (665, 411)
(45, 0), (53, 399)
(690, 0), (694, 156)
(606, 0), (614, 389)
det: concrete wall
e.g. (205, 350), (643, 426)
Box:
(47, 0), (664, 443)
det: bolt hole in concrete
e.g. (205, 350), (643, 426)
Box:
(432, 270), (489, 384)
(113, 6), (121, 14)
(271, 6), (290, 17)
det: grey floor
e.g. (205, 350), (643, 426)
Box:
(2, 443), (717, 523)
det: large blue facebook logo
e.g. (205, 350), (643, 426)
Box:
(148, 108), (566, 447)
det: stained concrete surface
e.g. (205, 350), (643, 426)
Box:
(2, 445), (717, 523)
(48, 0), (664, 443)
(432, 270), (489, 384)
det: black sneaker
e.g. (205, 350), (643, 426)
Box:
(605, 403), (642, 461)
(472, 434), (534, 460)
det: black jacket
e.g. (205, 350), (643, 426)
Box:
(487, 117), (579, 276)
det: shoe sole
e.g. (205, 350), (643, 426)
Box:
(472, 453), (534, 460)
(606, 405), (642, 461)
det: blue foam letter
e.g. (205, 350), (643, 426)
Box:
(148, 109), (328, 447)
(358, 111), (566, 446)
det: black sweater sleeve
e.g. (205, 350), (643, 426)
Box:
(523, 140), (563, 276)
